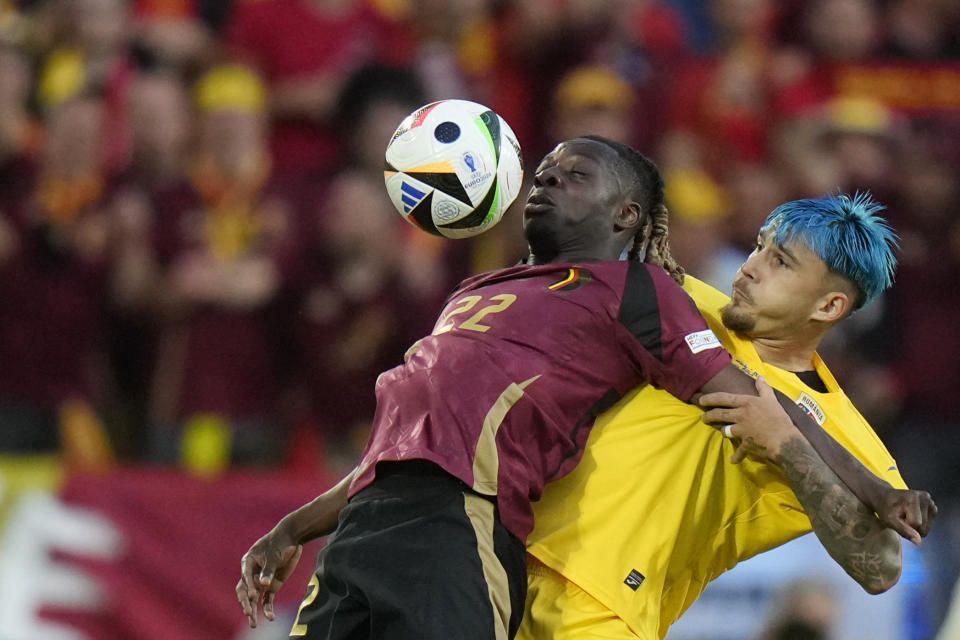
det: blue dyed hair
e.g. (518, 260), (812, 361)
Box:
(760, 193), (898, 310)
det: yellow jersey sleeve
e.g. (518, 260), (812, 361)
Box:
(526, 276), (906, 640)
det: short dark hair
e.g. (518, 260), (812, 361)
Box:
(580, 135), (662, 214)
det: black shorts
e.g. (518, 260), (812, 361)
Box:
(290, 461), (527, 640)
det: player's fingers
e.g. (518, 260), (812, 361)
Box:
(755, 375), (773, 397)
(697, 391), (749, 407)
(909, 526), (922, 546)
(890, 517), (922, 546)
(919, 506), (930, 539)
(236, 579), (258, 628)
(241, 556), (262, 599)
(730, 443), (748, 465)
(263, 592), (276, 621)
(235, 580), (250, 614)
(904, 494), (925, 530)
(698, 392), (744, 409)
(920, 493), (937, 537)
(903, 492), (934, 539)
(702, 407), (740, 424)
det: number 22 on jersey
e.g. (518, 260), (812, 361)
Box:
(434, 293), (517, 335)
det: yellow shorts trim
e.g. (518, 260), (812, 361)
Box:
(518, 558), (638, 640)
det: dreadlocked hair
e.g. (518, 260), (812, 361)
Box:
(642, 204), (685, 285)
(580, 136), (685, 284)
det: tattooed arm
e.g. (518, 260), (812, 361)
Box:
(775, 435), (901, 593)
(695, 365), (935, 542)
(699, 376), (904, 593)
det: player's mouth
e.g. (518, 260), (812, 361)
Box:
(732, 282), (752, 304)
(524, 191), (555, 216)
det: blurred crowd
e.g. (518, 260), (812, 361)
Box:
(0, 0), (958, 629)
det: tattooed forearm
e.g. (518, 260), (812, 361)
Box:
(776, 436), (902, 594)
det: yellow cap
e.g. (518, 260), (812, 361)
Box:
(665, 168), (728, 223)
(554, 65), (634, 112)
(37, 48), (86, 109)
(824, 96), (893, 134)
(194, 64), (267, 114)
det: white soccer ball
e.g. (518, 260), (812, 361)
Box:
(384, 99), (524, 239)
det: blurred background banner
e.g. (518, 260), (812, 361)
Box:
(1, 464), (336, 640)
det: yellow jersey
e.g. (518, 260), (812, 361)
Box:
(526, 276), (906, 639)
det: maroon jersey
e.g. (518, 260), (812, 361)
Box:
(350, 260), (731, 541)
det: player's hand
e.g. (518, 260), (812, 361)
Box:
(874, 487), (938, 546)
(236, 528), (303, 628)
(699, 376), (798, 464)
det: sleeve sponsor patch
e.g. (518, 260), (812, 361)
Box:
(684, 329), (722, 354)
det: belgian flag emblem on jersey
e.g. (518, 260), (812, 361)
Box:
(547, 268), (592, 292)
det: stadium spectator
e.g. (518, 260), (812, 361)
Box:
(144, 65), (306, 468)
(131, 0), (215, 69)
(37, 0), (137, 171)
(0, 42), (40, 167)
(772, 0), (882, 117)
(659, 165), (731, 290)
(664, 0), (776, 168)
(711, 162), (795, 288)
(226, 0), (411, 173)
(106, 69), (193, 457)
(495, 0), (689, 162)
(0, 94), (113, 455)
(549, 65), (638, 147)
(880, 0), (960, 59)
(754, 578), (839, 640)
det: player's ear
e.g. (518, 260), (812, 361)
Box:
(616, 201), (642, 231)
(812, 291), (851, 323)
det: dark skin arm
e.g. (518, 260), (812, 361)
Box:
(692, 364), (936, 543)
(236, 469), (355, 628)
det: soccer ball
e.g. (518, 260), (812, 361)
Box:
(384, 99), (523, 239)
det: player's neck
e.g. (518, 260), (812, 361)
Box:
(527, 241), (627, 265)
(751, 335), (820, 373)
(528, 252), (615, 265)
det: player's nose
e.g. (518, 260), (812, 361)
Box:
(740, 252), (760, 280)
(533, 166), (561, 188)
